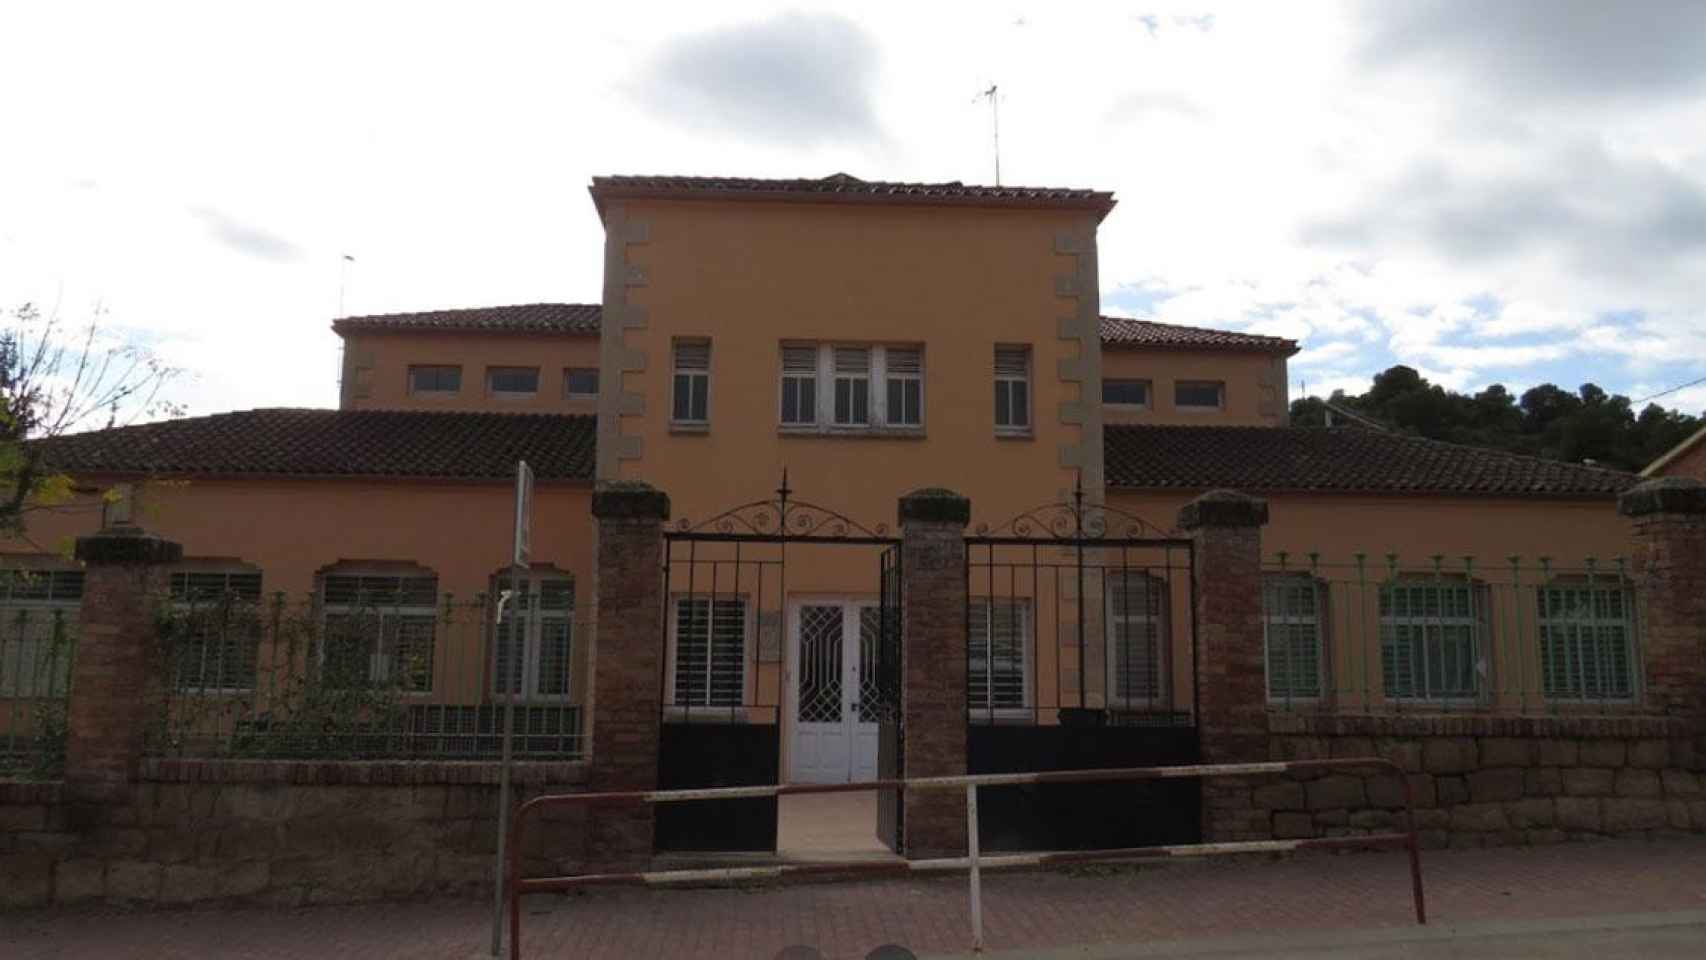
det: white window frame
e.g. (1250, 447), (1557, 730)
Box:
(779, 344), (819, 426)
(486, 366), (540, 398)
(491, 571), (575, 703)
(664, 594), (752, 715)
(968, 597), (1031, 719)
(169, 568), (264, 694)
(0, 568), (82, 698)
(672, 340), (712, 425)
(775, 343), (925, 432)
(1102, 377), (1151, 410)
(1379, 579), (1484, 703)
(407, 364), (462, 396)
(1104, 573), (1168, 709)
(883, 347), (923, 428)
(993, 345), (1031, 434)
(563, 368), (599, 401)
(318, 571), (440, 694)
(1262, 575), (1324, 703)
(1174, 379), (1225, 411)
(1537, 580), (1637, 704)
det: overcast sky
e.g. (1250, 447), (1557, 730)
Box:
(5, 1), (1706, 420)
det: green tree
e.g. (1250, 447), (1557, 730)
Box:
(0, 303), (181, 537)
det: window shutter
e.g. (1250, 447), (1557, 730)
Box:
(886, 347), (922, 375)
(833, 347), (870, 374)
(674, 342), (710, 371)
(782, 346), (817, 373)
(994, 346), (1028, 377)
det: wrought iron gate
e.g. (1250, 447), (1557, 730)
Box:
(653, 473), (898, 854)
(875, 543), (903, 852)
(964, 479), (1201, 851)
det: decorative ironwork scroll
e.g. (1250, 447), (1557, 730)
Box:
(671, 470), (891, 540)
(972, 473), (1177, 540)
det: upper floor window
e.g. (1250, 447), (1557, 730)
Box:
(320, 570), (439, 693)
(993, 345), (1031, 434)
(1103, 378), (1150, 408)
(169, 568), (264, 693)
(488, 366), (539, 397)
(409, 365), (461, 395)
(563, 368), (599, 400)
(777, 344), (924, 431)
(1175, 380), (1224, 410)
(673, 340), (711, 424)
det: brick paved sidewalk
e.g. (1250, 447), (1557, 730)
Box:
(8, 837), (1706, 959)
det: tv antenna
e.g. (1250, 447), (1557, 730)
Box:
(974, 83), (1001, 185)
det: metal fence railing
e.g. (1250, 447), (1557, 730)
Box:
(1262, 553), (1643, 715)
(147, 595), (589, 761)
(0, 606), (77, 778)
(506, 758), (1425, 959)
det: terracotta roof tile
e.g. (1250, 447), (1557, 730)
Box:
(332, 304), (601, 335)
(1099, 316), (1298, 354)
(1106, 425), (1636, 497)
(35, 409), (594, 481)
(590, 173), (1115, 215)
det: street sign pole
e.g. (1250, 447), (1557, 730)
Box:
(491, 460), (533, 957)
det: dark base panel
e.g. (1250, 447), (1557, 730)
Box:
(968, 725), (1201, 852)
(654, 722), (780, 853)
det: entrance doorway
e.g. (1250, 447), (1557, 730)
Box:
(786, 599), (880, 784)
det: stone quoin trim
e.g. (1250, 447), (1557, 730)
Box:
(1052, 225), (1104, 497)
(597, 202), (651, 479)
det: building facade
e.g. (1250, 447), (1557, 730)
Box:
(3, 175), (1641, 802)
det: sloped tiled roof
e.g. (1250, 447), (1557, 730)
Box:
(1099, 316), (1298, 355)
(1105, 425), (1636, 497)
(590, 173), (1116, 216)
(34, 409), (595, 481)
(331, 302), (1288, 354)
(332, 304), (601, 335)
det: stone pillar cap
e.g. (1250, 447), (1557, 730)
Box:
(591, 481), (671, 520)
(73, 526), (184, 566)
(1177, 489), (1270, 531)
(898, 488), (971, 526)
(1619, 477), (1706, 517)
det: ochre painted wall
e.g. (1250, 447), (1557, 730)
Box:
(609, 197), (1102, 597)
(1101, 348), (1287, 426)
(339, 330), (600, 414)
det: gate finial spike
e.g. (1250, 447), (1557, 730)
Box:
(778, 467), (792, 504)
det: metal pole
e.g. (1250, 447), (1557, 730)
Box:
(490, 585), (518, 957)
(967, 782), (983, 952)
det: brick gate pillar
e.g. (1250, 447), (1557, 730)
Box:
(65, 521), (182, 804)
(897, 488), (971, 857)
(1618, 478), (1706, 718)
(587, 481), (670, 866)
(1178, 489), (1269, 842)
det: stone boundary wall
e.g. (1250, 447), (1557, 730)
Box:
(1, 761), (588, 909)
(1214, 713), (1706, 849)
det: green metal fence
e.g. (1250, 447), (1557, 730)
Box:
(147, 594), (589, 761)
(1262, 553), (1642, 715)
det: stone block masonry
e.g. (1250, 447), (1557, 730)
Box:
(0, 761), (586, 909)
(1240, 714), (1706, 850)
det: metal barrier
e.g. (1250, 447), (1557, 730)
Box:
(506, 758), (1425, 959)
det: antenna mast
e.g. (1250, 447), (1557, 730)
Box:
(976, 83), (1001, 185)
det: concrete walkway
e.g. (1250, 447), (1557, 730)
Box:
(7, 837), (1706, 958)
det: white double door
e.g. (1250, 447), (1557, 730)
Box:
(787, 599), (881, 784)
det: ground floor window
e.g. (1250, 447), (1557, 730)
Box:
(0, 568), (83, 698)
(1106, 573), (1166, 708)
(1538, 583), (1635, 701)
(319, 571), (439, 693)
(491, 571), (574, 701)
(1380, 580), (1480, 701)
(669, 595), (748, 708)
(969, 597), (1029, 715)
(169, 568), (264, 692)
(1262, 575), (1323, 701)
